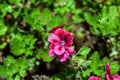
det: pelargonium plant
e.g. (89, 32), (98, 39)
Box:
(88, 63), (120, 80)
(105, 63), (120, 80)
(48, 26), (75, 62)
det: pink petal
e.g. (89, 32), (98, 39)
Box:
(65, 47), (75, 54)
(59, 51), (70, 62)
(49, 44), (55, 49)
(49, 50), (55, 57)
(54, 28), (65, 39)
(106, 63), (110, 73)
(54, 45), (65, 55)
(88, 76), (101, 80)
(48, 34), (61, 45)
(105, 73), (111, 80)
(49, 26), (63, 33)
(62, 32), (73, 46)
(112, 75), (120, 80)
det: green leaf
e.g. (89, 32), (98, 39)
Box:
(0, 42), (7, 49)
(84, 12), (98, 28)
(13, 10), (20, 18)
(10, 33), (37, 56)
(36, 49), (54, 62)
(0, 65), (8, 77)
(15, 75), (20, 80)
(77, 46), (91, 56)
(4, 55), (15, 67)
(100, 57), (108, 65)
(72, 14), (84, 23)
(110, 62), (120, 74)
(41, 51), (54, 62)
(2, 55), (35, 79)
(90, 51), (100, 73)
(84, 6), (120, 37)
(82, 69), (91, 78)
(29, 0), (36, 3)
(8, 0), (15, 4)
(35, 61), (40, 66)
(0, 24), (7, 36)
(27, 58), (35, 71)
(10, 36), (25, 56)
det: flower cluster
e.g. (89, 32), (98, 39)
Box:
(105, 63), (120, 80)
(88, 63), (120, 80)
(48, 26), (75, 62)
(88, 76), (101, 80)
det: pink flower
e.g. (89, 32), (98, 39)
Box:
(49, 26), (63, 33)
(112, 75), (120, 80)
(88, 76), (101, 80)
(105, 63), (120, 80)
(48, 26), (75, 62)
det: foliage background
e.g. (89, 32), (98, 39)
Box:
(0, 0), (120, 80)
